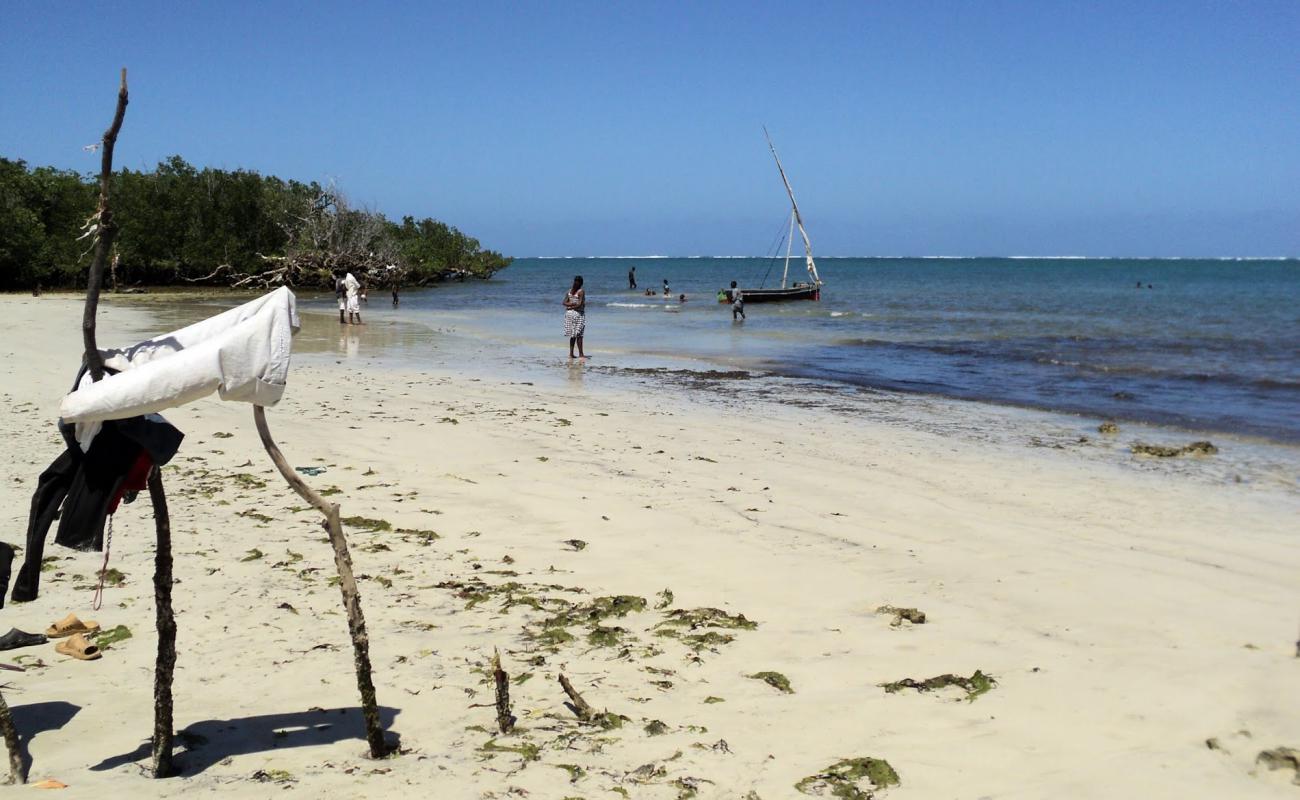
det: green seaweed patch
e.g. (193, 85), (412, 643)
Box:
(875, 606), (926, 627)
(341, 516), (392, 532)
(397, 527), (440, 544)
(94, 624), (133, 650)
(655, 588), (674, 609)
(795, 757), (899, 799)
(747, 671), (794, 694)
(554, 763), (586, 783)
(658, 607), (757, 631)
(880, 670), (995, 702)
(683, 631), (735, 650)
(99, 567), (127, 587)
(318, 485), (343, 496)
(252, 768), (296, 784)
(231, 473), (266, 489)
(544, 595), (647, 630)
(703, 696), (725, 704)
(644, 719), (669, 736)
(533, 627), (576, 647)
(594, 712), (626, 730)
(587, 625), (628, 648)
(241, 548), (264, 562)
(238, 510), (273, 524)
(478, 737), (541, 762)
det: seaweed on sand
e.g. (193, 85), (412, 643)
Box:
(340, 516), (392, 532)
(94, 624), (133, 650)
(875, 606), (926, 627)
(657, 607), (756, 631)
(880, 670), (995, 702)
(795, 757), (899, 799)
(747, 671), (794, 694)
(1131, 441), (1217, 457)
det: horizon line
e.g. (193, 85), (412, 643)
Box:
(522, 254), (1299, 261)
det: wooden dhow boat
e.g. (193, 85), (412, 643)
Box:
(721, 129), (824, 305)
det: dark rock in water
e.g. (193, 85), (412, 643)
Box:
(1112, 391), (1136, 401)
(1098, 421), (1120, 434)
(1132, 441), (1218, 458)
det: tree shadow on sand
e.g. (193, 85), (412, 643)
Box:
(12, 701), (81, 777)
(89, 706), (401, 776)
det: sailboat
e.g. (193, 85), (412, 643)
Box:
(722, 128), (823, 304)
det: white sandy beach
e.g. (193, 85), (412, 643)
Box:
(0, 294), (1297, 798)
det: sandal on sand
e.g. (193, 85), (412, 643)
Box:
(54, 633), (101, 661)
(45, 614), (100, 639)
(0, 628), (47, 650)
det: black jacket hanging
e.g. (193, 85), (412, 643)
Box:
(10, 367), (183, 603)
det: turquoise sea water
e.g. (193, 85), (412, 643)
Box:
(309, 257), (1300, 443)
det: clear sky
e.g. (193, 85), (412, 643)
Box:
(2, 1), (1296, 257)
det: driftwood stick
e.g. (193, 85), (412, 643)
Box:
(0, 690), (25, 785)
(558, 674), (595, 722)
(147, 468), (176, 777)
(492, 648), (514, 734)
(252, 406), (387, 758)
(82, 68), (129, 381)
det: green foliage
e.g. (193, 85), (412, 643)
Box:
(0, 155), (510, 290)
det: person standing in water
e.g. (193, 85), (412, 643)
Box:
(628, 266), (637, 290)
(343, 270), (362, 324)
(662, 278), (670, 297)
(730, 281), (745, 321)
(564, 275), (587, 360)
(334, 271), (347, 324)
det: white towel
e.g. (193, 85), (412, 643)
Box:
(60, 286), (301, 430)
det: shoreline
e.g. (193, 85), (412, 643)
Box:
(18, 283), (1300, 448)
(2, 295), (1296, 797)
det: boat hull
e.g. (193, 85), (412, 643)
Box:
(719, 285), (820, 303)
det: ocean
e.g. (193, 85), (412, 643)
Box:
(301, 257), (1300, 444)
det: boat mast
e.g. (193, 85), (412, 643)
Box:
(764, 127), (821, 286)
(781, 210), (795, 289)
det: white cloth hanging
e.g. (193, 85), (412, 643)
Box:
(60, 287), (300, 431)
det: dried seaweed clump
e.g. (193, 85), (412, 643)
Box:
(1255, 747), (1300, 785)
(747, 671), (794, 694)
(880, 670), (994, 702)
(795, 757), (899, 799)
(1131, 441), (1217, 457)
(655, 606), (758, 651)
(875, 606), (925, 627)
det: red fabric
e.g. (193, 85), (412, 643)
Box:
(108, 451), (153, 514)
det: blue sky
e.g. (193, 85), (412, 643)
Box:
(2, 1), (1296, 257)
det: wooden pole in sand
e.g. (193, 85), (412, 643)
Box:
(82, 69), (129, 382)
(252, 406), (387, 757)
(77, 69), (179, 779)
(0, 691), (25, 785)
(147, 467), (176, 777)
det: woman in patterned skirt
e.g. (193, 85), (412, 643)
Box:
(564, 275), (586, 360)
